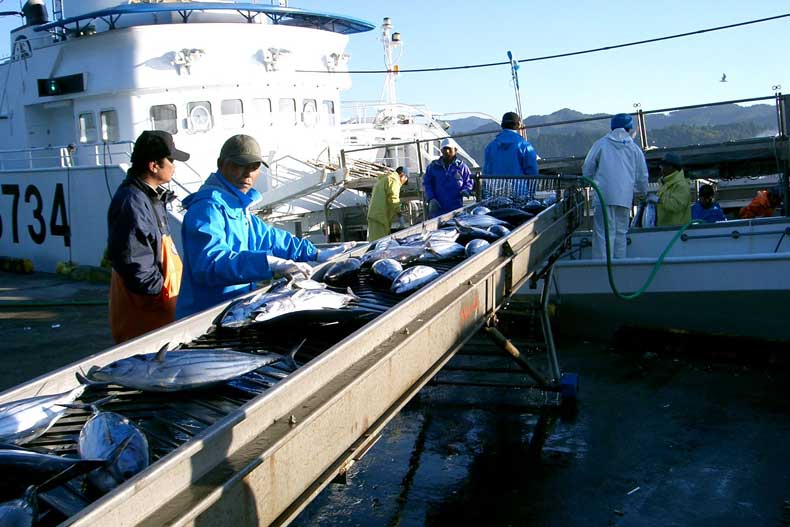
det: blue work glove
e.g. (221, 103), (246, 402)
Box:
(266, 255), (313, 279)
(428, 199), (442, 217)
(316, 242), (356, 263)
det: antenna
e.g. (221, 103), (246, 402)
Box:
(381, 17), (402, 105)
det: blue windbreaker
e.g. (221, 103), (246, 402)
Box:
(691, 201), (727, 223)
(423, 157), (473, 217)
(176, 172), (317, 318)
(483, 129), (539, 177)
(483, 129), (539, 199)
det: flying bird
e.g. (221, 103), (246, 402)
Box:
(720, 73), (727, 83)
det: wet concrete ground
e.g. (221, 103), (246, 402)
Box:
(1, 271), (789, 526)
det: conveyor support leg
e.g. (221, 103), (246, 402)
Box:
(484, 326), (550, 388)
(540, 265), (562, 381)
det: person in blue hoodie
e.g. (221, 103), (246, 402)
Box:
(483, 111), (539, 198)
(176, 135), (352, 318)
(423, 138), (474, 218)
(691, 184), (727, 223)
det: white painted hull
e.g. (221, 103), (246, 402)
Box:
(519, 217), (790, 341)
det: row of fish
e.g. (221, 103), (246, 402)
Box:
(0, 342), (308, 524)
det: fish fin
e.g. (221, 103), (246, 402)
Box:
(282, 339), (306, 370)
(154, 343), (169, 362)
(76, 369), (98, 386)
(105, 434), (135, 466)
(345, 287), (361, 302)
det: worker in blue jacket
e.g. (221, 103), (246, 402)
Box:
(177, 135), (352, 318)
(423, 138), (473, 218)
(691, 184), (727, 223)
(483, 111), (539, 198)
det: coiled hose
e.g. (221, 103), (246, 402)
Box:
(581, 176), (699, 300)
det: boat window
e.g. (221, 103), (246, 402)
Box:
(100, 110), (119, 142)
(78, 112), (97, 143)
(279, 98), (297, 126)
(302, 99), (318, 127)
(252, 98), (273, 126)
(150, 104), (178, 134)
(221, 99), (244, 129)
(187, 101), (213, 132)
(322, 100), (336, 127)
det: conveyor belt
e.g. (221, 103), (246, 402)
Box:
(0, 189), (584, 527)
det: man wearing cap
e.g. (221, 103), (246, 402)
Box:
(656, 153), (691, 226)
(483, 111), (539, 199)
(367, 166), (410, 241)
(107, 130), (190, 343)
(582, 113), (649, 259)
(423, 138), (473, 218)
(177, 134), (353, 318)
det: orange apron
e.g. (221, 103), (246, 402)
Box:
(109, 233), (183, 344)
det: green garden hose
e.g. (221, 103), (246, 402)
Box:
(580, 176), (699, 300)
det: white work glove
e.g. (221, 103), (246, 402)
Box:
(266, 255), (313, 279)
(316, 242), (356, 263)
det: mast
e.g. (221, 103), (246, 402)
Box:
(380, 17), (402, 105)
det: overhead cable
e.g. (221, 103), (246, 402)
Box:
(296, 13), (789, 74)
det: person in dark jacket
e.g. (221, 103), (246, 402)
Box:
(691, 184), (726, 223)
(107, 130), (190, 343)
(423, 138), (473, 218)
(483, 111), (539, 198)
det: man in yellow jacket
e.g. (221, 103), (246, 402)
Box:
(657, 153), (691, 226)
(367, 167), (409, 241)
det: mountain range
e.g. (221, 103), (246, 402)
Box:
(447, 103), (778, 162)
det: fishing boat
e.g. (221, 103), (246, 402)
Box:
(0, 0), (375, 272)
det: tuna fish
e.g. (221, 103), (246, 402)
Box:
(323, 258), (362, 285)
(455, 226), (501, 245)
(522, 199), (546, 215)
(470, 205), (491, 215)
(631, 200), (646, 229)
(80, 347), (291, 392)
(419, 241), (465, 262)
(481, 196), (514, 209)
(391, 266), (439, 294)
(487, 207), (534, 226)
(0, 385), (86, 445)
(400, 229), (460, 247)
(252, 287), (359, 323)
(465, 239), (490, 257)
(446, 213), (510, 230)
(219, 289), (293, 328)
(0, 487), (36, 527)
(373, 237), (400, 251)
(487, 224), (511, 238)
(371, 258), (403, 283)
(79, 410), (149, 493)
(358, 245), (426, 267)
(0, 448), (104, 498)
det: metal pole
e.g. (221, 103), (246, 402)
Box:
(416, 138), (426, 222)
(540, 265), (561, 381)
(484, 326), (550, 388)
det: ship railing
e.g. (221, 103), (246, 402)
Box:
(0, 141), (133, 170)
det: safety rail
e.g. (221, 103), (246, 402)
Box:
(0, 141), (133, 170)
(0, 192), (583, 527)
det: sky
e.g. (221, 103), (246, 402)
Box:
(2, 0), (788, 120)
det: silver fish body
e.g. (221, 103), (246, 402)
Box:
(252, 288), (359, 323)
(631, 201), (646, 229)
(0, 385), (86, 445)
(449, 213), (509, 230)
(0, 487), (36, 527)
(370, 258), (403, 283)
(79, 411), (149, 493)
(391, 266), (439, 294)
(359, 246), (426, 267)
(465, 239), (490, 257)
(373, 237), (400, 251)
(487, 224), (511, 238)
(323, 258), (362, 285)
(419, 241), (465, 262)
(219, 289), (294, 328)
(86, 349), (286, 392)
(470, 206), (491, 215)
(642, 201), (657, 228)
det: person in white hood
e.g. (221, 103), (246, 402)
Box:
(582, 113), (649, 259)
